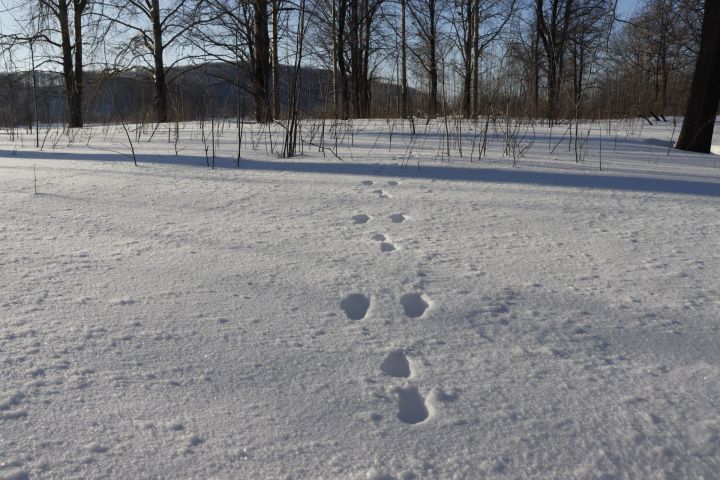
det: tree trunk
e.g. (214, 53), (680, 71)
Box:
(332, 0), (338, 117)
(400, 0), (408, 119)
(532, 10), (539, 117)
(361, 0), (372, 117)
(253, 0), (273, 123)
(150, 0), (168, 123)
(350, 0), (361, 117)
(428, 0), (437, 116)
(272, 0), (280, 119)
(677, 0), (720, 153)
(73, 0), (85, 127)
(337, 0), (350, 119)
(471, 0), (480, 117)
(57, 0), (82, 128)
(461, 0), (473, 118)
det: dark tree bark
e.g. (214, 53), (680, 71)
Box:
(471, 0), (481, 117)
(676, 0), (720, 153)
(536, 0), (575, 122)
(532, 9), (540, 116)
(336, 0), (350, 118)
(272, 0), (280, 119)
(43, 0), (86, 128)
(349, 0), (360, 116)
(72, 0), (86, 128)
(252, 0), (273, 123)
(150, 0), (168, 123)
(400, 0), (408, 118)
(428, 0), (438, 116)
(460, 0), (474, 118)
(361, 0), (372, 117)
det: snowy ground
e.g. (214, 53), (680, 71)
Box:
(1, 118), (719, 479)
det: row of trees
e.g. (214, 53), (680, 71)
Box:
(0, 0), (718, 152)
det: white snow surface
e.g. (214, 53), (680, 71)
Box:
(1, 119), (720, 479)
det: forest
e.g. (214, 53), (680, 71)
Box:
(0, 0), (718, 152)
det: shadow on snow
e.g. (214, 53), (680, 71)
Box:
(2, 148), (719, 198)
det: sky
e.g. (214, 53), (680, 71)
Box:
(617, 0), (642, 17)
(0, 0), (644, 71)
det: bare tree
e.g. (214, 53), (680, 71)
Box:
(408, 0), (443, 116)
(567, 0), (612, 115)
(252, 0), (273, 122)
(676, 0), (720, 153)
(535, 0), (575, 121)
(102, 0), (205, 122)
(450, 0), (515, 118)
(192, 0), (274, 123)
(612, 0), (698, 118)
(21, 0), (90, 128)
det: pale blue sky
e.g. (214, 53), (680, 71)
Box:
(0, 1), (643, 33)
(0, 0), (643, 70)
(617, 0), (642, 17)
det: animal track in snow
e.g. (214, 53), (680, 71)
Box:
(340, 294), (370, 320)
(381, 350), (411, 378)
(372, 233), (396, 251)
(372, 189), (392, 199)
(389, 214), (407, 223)
(353, 214), (371, 224)
(397, 386), (429, 424)
(401, 293), (430, 318)
(380, 242), (396, 252)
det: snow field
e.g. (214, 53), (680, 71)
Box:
(0, 118), (719, 478)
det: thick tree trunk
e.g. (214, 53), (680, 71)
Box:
(361, 0), (372, 117)
(461, 0), (473, 118)
(536, 0), (573, 123)
(350, 0), (361, 117)
(272, 0), (280, 119)
(252, 0), (273, 123)
(676, 0), (720, 153)
(400, 0), (408, 119)
(72, 0), (85, 127)
(337, 0), (350, 119)
(471, 0), (480, 117)
(57, 0), (82, 128)
(532, 11), (539, 117)
(150, 0), (168, 123)
(332, 0), (338, 117)
(428, 0), (437, 116)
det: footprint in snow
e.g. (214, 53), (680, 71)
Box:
(381, 349), (411, 378)
(372, 233), (396, 252)
(380, 242), (396, 252)
(401, 293), (430, 318)
(362, 180), (374, 186)
(387, 181), (400, 186)
(352, 214), (371, 224)
(340, 293), (370, 320)
(373, 189), (392, 199)
(389, 214), (407, 223)
(398, 386), (429, 424)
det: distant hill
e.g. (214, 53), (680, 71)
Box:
(0, 62), (418, 127)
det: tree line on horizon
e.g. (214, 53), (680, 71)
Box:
(0, 0), (718, 153)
